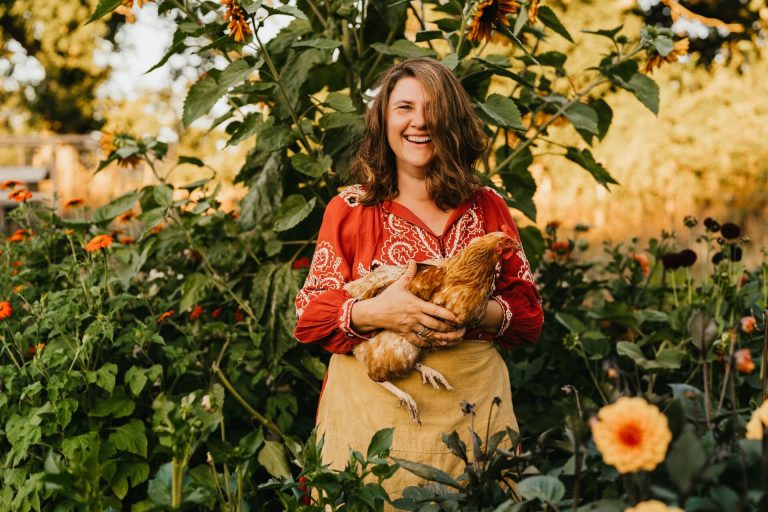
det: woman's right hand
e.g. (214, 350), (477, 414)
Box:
(350, 260), (465, 347)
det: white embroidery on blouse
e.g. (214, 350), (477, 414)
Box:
(484, 186), (506, 201)
(339, 184), (365, 207)
(296, 240), (344, 318)
(516, 249), (535, 283)
(493, 295), (513, 336)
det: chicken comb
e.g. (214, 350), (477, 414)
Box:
(500, 224), (515, 237)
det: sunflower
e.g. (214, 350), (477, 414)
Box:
(644, 38), (689, 74)
(222, 0), (253, 43)
(85, 234), (114, 252)
(746, 399), (768, 440)
(528, 0), (540, 24)
(626, 501), (683, 512)
(590, 396), (672, 473)
(65, 198), (85, 208)
(467, 0), (520, 43)
(0, 301), (12, 320)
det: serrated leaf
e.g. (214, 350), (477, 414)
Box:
(565, 103), (599, 135)
(325, 92), (356, 113)
(319, 112), (360, 130)
(518, 475), (565, 503)
(371, 40), (435, 58)
(258, 441), (291, 478)
(290, 153), (331, 178)
(293, 38), (342, 49)
(87, 363), (118, 394)
(183, 76), (224, 128)
(565, 147), (618, 188)
(265, 4), (307, 20)
(228, 113), (265, 146)
(109, 419), (148, 458)
(87, 0), (122, 23)
(538, 6), (573, 43)
(218, 59), (253, 89)
(273, 195), (316, 232)
(92, 192), (140, 223)
(479, 94), (524, 129)
(619, 72), (660, 115)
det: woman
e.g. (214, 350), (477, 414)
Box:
(294, 57), (543, 501)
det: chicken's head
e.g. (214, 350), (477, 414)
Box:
(494, 231), (518, 261)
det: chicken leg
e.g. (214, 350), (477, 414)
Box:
(378, 365), (453, 425)
(415, 363), (454, 390)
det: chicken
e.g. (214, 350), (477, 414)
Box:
(343, 226), (521, 424)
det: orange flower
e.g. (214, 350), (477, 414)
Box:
(189, 305), (203, 321)
(85, 234), (114, 252)
(35, 342), (45, 354)
(64, 198), (85, 208)
(632, 253), (650, 276)
(222, 0), (253, 42)
(8, 189), (33, 202)
(63, 228), (75, 236)
(740, 316), (757, 334)
(7, 229), (28, 243)
(11, 260), (22, 267)
(644, 38), (689, 74)
(0, 301), (12, 320)
(590, 397), (671, 473)
(100, 131), (117, 156)
(734, 348), (755, 374)
(157, 310), (174, 323)
(467, 0), (520, 43)
(528, 0), (540, 24)
(13, 285), (24, 294)
(118, 236), (136, 245)
(0, 180), (22, 190)
(149, 223), (166, 234)
(118, 211), (137, 223)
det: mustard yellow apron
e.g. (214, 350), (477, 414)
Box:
(316, 340), (519, 508)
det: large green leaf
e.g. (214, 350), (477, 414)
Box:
(666, 425), (706, 494)
(257, 441), (291, 479)
(87, 0), (122, 23)
(228, 113), (265, 147)
(108, 419), (148, 458)
(371, 40), (435, 58)
(391, 458), (462, 489)
(111, 462), (150, 500)
(290, 153), (332, 178)
(538, 6), (573, 43)
(617, 72), (660, 115)
(86, 363), (118, 394)
(367, 428), (394, 459)
(180, 272), (208, 313)
(565, 148), (618, 188)
(183, 76), (225, 128)
(479, 94), (524, 130)
(565, 103), (599, 135)
(92, 191), (140, 223)
(518, 475), (566, 504)
(273, 195), (316, 232)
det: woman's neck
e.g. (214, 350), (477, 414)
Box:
(395, 168), (430, 204)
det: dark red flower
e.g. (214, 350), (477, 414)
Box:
(720, 222), (741, 240)
(677, 249), (697, 268)
(189, 305), (203, 321)
(211, 307), (223, 319)
(730, 245), (743, 262)
(661, 252), (681, 270)
(703, 217), (720, 233)
(234, 309), (244, 322)
(292, 257), (311, 270)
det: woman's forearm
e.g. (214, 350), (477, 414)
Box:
(478, 299), (503, 334)
(350, 298), (380, 334)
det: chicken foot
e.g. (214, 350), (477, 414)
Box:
(414, 363), (454, 391)
(378, 381), (421, 424)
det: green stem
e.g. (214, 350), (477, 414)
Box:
(172, 458), (184, 508)
(579, 350), (608, 404)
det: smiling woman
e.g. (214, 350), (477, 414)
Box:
(294, 58), (544, 504)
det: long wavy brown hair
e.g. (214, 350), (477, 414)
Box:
(350, 57), (488, 210)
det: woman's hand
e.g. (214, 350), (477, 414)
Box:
(351, 260), (465, 347)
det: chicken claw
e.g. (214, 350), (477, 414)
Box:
(379, 381), (421, 424)
(415, 364), (454, 391)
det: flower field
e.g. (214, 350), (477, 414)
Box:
(1, 0), (767, 511)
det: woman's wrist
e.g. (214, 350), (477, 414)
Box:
(478, 299), (503, 334)
(350, 298), (379, 334)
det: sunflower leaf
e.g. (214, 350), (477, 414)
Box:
(565, 147), (618, 188)
(538, 6), (573, 43)
(87, 0), (122, 24)
(479, 94), (524, 130)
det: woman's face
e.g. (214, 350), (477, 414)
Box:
(386, 77), (434, 176)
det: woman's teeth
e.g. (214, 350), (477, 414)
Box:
(405, 135), (432, 144)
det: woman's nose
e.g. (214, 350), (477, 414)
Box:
(410, 108), (427, 128)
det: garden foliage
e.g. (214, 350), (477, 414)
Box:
(1, 0), (767, 510)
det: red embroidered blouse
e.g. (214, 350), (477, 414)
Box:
(294, 185), (544, 353)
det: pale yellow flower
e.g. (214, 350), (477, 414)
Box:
(590, 397), (672, 473)
(626, 500), (684, 512)
(746, 399), (768, 440)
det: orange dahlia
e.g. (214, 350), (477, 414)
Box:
(118, 236), (136, 245)
(467, 0), (520, 43)
(118, 211), (137, 223)
(85, 234), (114, 252)
(740, 316), (757, 334)
(157, 310), (174, 323)
(7, 229), (28, 243)
(632, 253), (650, 276)
(0, 301), (12, 320)
(626, 501), (683, 512)
(590, 396), (672, 473)
(644, 38), (689, 74)
(746, 399), (768, 440)
(734, 348), (755, 374)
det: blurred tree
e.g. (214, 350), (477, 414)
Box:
(0, 0), (125, 132)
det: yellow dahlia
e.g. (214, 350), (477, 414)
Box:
(626, 500), (684, 512)
(467, 0), (520, 43)
(590, 396), (672, 473)
(746, 399), (768, 440)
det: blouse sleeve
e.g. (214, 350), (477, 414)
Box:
(470, 189), (544, 349)
(294, 195), (371, 354)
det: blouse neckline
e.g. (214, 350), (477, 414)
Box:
(382, 190), (479, 238)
